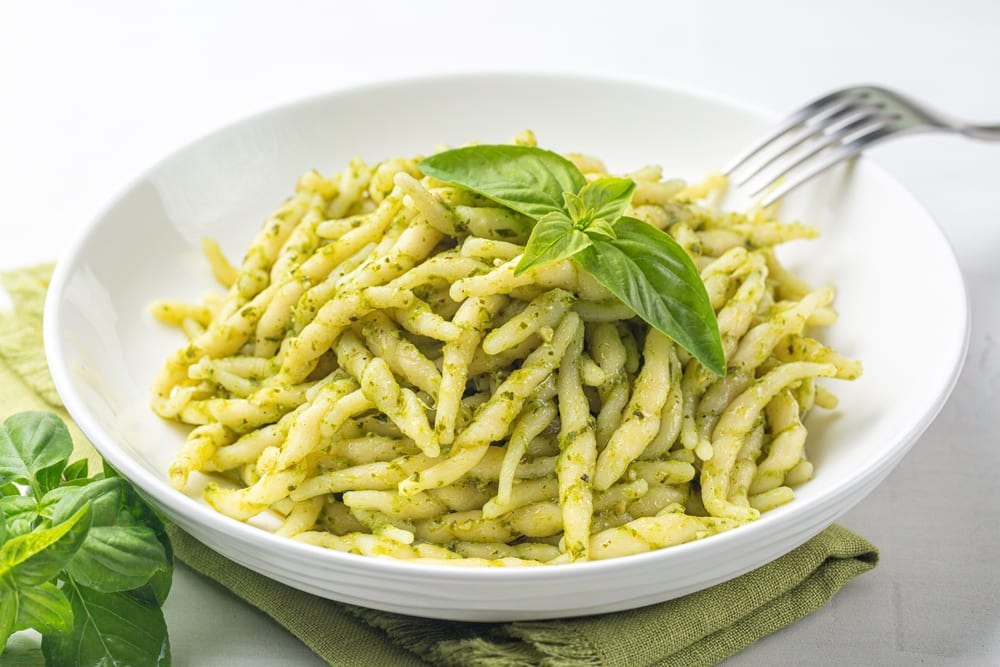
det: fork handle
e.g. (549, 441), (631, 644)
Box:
(959, 124), (1000, 141)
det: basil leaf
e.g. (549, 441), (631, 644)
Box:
(419, 145), (587, 220)
(121, 486), (174, 606)
(42, 580), (171, 667)
(35, 461), (69, 498)
(69, 524), (169, 593)
(0, 412), (72, 496)
(102, 458), (118, 478)
(562, 191), (588, 223)
(50, 477), (169, 593)
(515, 211), (592, 275)
(0, 577), (16, 651)
(4, 519), (34, 541)
(62, 459), (90, 483)
(51, 477), (123, 527)
(0, 504), (91, 587)
(575, 217), (725, 375)
(584, 217), (617, 240)
(0, 495), (38, 536)
(129, 569), (173, 608)
(578, 176), (636, 223)
(0, 494), (37, 520)
(36, 485), (86, 522)
(14, 581), (72, 635)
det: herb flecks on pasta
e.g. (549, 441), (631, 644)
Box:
(150, 130), (860, 566)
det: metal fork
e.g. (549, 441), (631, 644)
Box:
(722, 84), (1000, 206)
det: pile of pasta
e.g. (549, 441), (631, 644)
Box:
(151, 131), (861, 565)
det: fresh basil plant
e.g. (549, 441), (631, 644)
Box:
(0, 411), (172, 665)
(419, 145), (726, 376)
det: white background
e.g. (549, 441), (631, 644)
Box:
(2, 1), (998, 664)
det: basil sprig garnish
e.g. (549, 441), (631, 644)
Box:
(419, 144), (725, 376)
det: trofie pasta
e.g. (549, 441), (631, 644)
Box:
(150, 131), (861, 565)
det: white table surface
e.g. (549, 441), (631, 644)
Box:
(3, 1), (998, 665)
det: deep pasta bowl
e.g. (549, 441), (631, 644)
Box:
(44, 72), (968, 621)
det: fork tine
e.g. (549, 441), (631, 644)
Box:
(757, 125), (896, 207)
(730, 100), (886, 187)
(742, 114), (894, 196)
(721, 89), (865, 176)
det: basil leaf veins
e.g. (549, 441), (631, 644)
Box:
(419, 144), (587, 220)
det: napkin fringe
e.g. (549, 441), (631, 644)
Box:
(346, 604), (606, 666)
(504, 621), (604, 666)
(347, 607), (547, 666)
(433, 636), (545, 667)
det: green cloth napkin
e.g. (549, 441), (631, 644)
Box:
(1, 264), (879, 667)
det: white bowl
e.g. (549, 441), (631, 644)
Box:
(44, 73), (969, 621)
